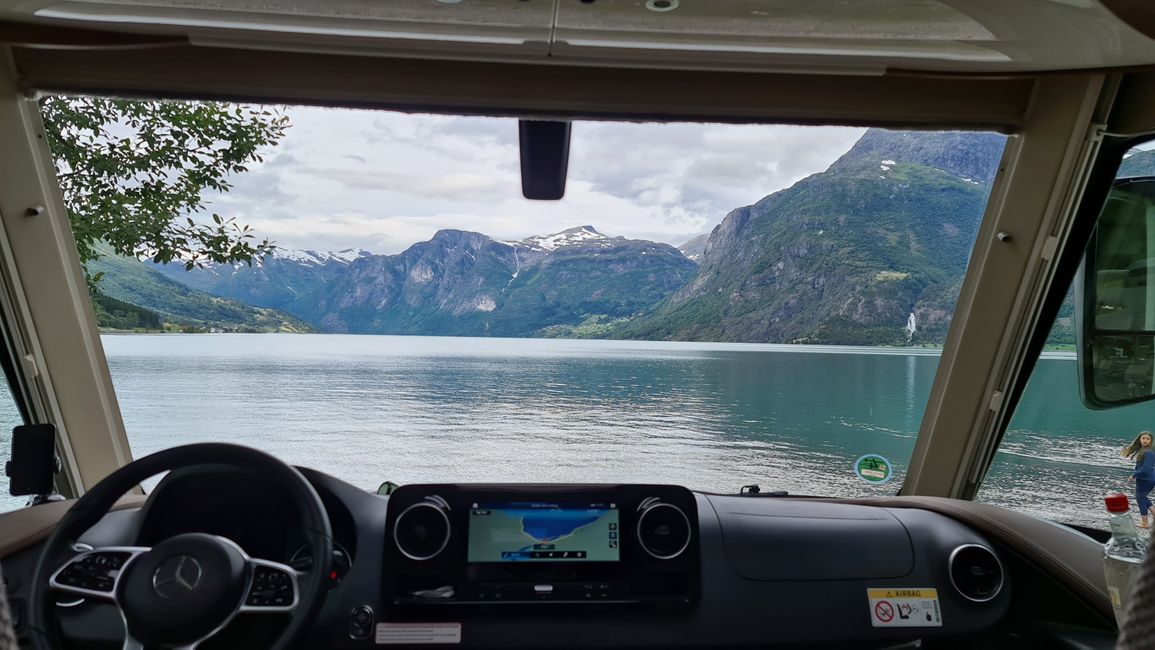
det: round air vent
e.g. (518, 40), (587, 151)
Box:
(637, 502), (691, 560)
(393, 500), (451, 561)
(949, 544), (1004, 602)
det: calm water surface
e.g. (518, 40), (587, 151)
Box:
(2, 334), (1151, 529)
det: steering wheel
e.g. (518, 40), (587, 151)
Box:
(26, 443), (333, 649)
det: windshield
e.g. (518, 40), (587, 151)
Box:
(17, 99), (1013, 508)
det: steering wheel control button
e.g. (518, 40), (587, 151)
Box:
(637, 501), (692, 560)
(349, 605), (374, 640)
(394, 500), (452, 561)
(53, 551), (136, 594)
(246, 564), (297, 608)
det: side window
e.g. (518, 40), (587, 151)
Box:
(976, 314), (1155, 528)
(977, 143), (1155, 529)
(0, 379), (28, 513)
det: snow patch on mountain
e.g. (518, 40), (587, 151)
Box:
(270, 247), (372, 266)
(515, 226), (614, 252)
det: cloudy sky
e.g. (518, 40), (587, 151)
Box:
(209, 107), (866, 254)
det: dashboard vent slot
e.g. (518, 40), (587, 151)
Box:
(393, 500), (451, 561)
(637, 502), (691, 560)
(949, 544), (1004, 603)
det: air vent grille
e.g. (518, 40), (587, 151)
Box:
(637, 502), (691, 560)
(393, 501), (451, 561)
(949, 544), (1004, 603)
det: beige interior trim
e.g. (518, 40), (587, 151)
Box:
(9, 41), (1035, 130)
(0, 46), (134, 495)
(902, 73), (1109, 498)
(0, 495), (145, 558)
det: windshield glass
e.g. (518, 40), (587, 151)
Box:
(41, 98), (1009, 500)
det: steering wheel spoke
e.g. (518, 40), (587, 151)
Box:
(241, 558), (301, 612)
(48, 546), (150, 602)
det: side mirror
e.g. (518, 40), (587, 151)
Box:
(1078, 177), (1155, 408)
(5, 424), (57, 497)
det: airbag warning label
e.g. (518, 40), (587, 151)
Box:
(376, 622), (461, 645)
(867, 588), (942, 628)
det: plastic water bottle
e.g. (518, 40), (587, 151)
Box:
(1104, 492), (1148, 627)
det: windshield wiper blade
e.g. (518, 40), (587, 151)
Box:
(739, 484), (788, 497)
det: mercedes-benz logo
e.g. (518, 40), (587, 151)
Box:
(152, 555), (204, 598)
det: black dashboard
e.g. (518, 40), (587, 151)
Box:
(0, 465), (1120, 648)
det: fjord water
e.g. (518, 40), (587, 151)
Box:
(2, 334), (1146, 527)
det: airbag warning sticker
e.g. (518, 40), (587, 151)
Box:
(376, 622), (461, 645)
(867, 588), (942, 628)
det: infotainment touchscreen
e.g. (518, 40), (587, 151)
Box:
(467, 501), (620, 562)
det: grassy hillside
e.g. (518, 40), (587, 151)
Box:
(88, 246), (314, 332)
(619, 164), (988, 344)
(89, 290), (163, 331)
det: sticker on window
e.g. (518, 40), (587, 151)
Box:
(855, 454), (894, 485)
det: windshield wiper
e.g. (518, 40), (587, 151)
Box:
(739, 484), (788, 497)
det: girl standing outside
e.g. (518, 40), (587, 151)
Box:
(1124, 431), (1155, 528)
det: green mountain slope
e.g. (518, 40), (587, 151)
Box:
(616, 129), (1006, 345)
(89, 290), (162, 331)
(88, 247), (314, 332)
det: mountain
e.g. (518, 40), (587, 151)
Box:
(87, 246), (314, 332)
(1119, 148), (1155, 177)
(616, 129), (1006, 345)
(151, 246), (371, 318)
(152, 226), (696, 337)
(110, 129), (1018, 345)
(678, 233), (709, 262)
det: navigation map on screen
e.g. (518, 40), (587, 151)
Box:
(467, 501), (619, 562)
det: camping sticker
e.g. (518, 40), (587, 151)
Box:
(855, 454), (893, 485)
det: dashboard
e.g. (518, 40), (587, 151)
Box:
(0, 466), (1120, 648)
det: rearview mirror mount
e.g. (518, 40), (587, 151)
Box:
(519, 120), (571, 200)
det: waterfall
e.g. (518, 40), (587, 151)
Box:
(905, 312), (917, 341)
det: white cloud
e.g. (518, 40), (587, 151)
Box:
(201, 107), (866, 254)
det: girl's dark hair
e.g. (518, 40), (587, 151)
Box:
(1124, 431), (1154, 459)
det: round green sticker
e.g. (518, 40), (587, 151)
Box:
(854, 454), (893, 485)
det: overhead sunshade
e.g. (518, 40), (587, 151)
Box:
(5, 0), (1155, 73)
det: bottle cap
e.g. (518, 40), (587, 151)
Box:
(1106, 492), (1131, 513)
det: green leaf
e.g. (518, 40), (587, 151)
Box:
(40, 96), (287, 279)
